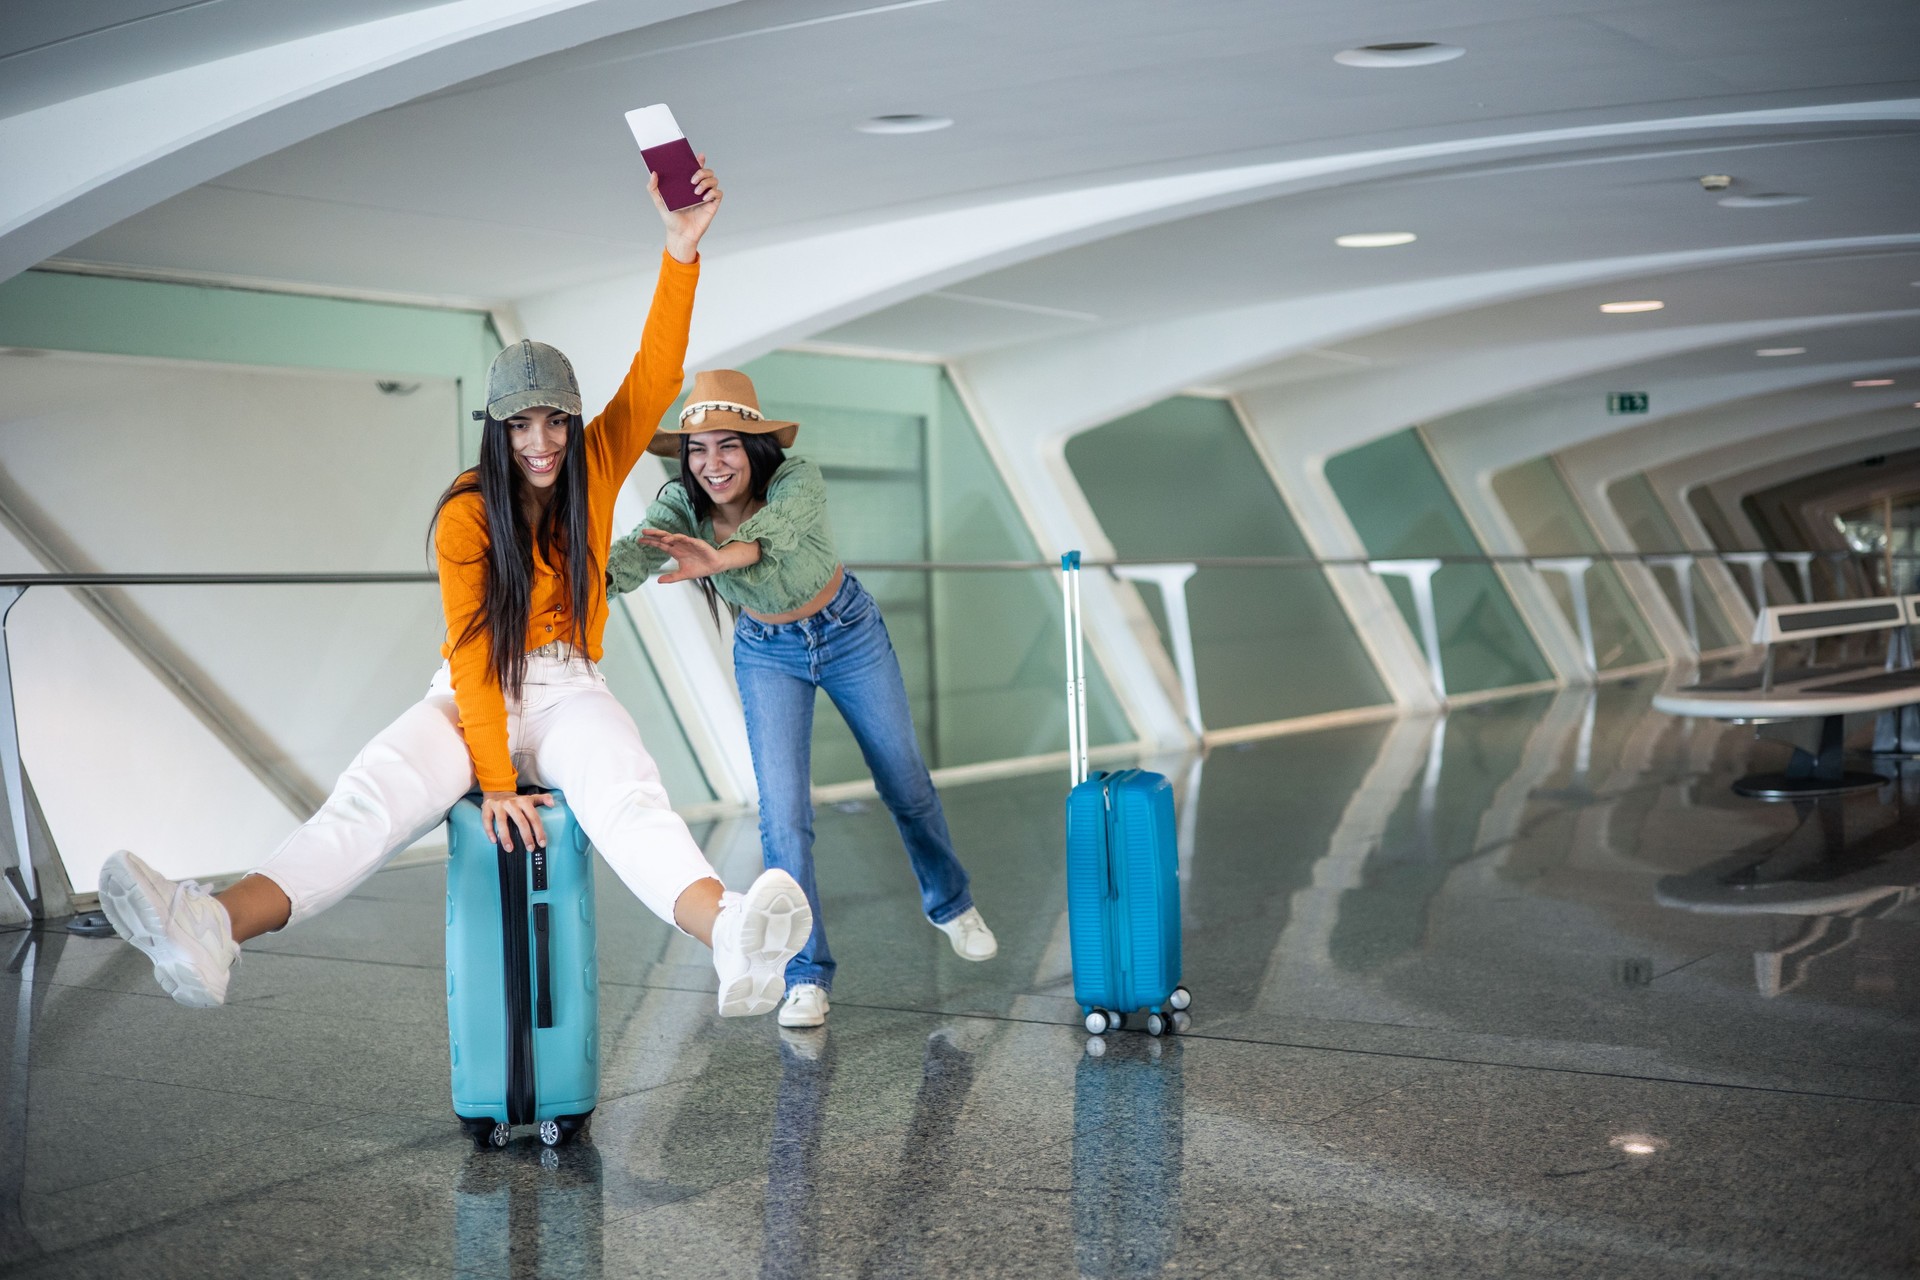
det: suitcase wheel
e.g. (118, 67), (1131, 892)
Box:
(1170, 986), (1192, 1012)
(539, 1120), (562, 1147)
(1146, 1013), (1167, 1038)
(459, 1115), (509, 1152)
(1083, 1009), (1114, 1035)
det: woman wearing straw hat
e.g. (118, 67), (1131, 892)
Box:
(96, 163), (812, 1021)
(609, 370), (997, 1028)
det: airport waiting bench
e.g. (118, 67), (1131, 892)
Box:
(1652, 595), (1920, 798)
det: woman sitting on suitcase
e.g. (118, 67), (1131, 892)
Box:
(98, 163), (813, 1019)
(606, 370), (997, 1029)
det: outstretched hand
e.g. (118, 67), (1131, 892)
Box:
(641, 528), (730, 584)
(654, 156), (721, 264)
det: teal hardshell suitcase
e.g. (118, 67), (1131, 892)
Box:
(1061, 553), (1191, 1037)
(446, 789), (598, 1148)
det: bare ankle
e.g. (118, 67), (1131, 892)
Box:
(673, 877), (726, 947)
(217, 874), (292, 944)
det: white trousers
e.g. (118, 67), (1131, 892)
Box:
(256, 652), (719, 928)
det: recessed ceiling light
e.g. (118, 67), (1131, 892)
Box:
(1334, 42), (1465, 67)
(1755, 347), (1806, 357)
(1854, 379), (1895, 387)
(855, 114), (952, 135)
(1717, 193), (1809, 208)
(1600, 300), (1664, 314)
(1335, 232), (1417, 248)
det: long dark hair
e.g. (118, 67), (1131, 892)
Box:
(667, 430), (786, 625)
(431, 412), (593, 701)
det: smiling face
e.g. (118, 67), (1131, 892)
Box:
(504, 406), (570, 489)
(684, 430), (753, 506)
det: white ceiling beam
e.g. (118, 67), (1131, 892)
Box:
(0, 0), (735, 282)
(519, 102), (1920, 418)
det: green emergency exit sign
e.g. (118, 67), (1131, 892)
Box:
(1607, 392), (1650, 414)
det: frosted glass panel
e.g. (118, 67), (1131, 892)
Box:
(1325, 430), (1553, 693)
(1067, 396), (1390, 727)
(1491, 458), (1661, 671)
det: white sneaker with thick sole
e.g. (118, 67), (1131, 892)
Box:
(933, 906), (998, 961)
(711, 869), (811, 1017)
(97, 850), (240, 1008)
(777, 982), (829, 1027)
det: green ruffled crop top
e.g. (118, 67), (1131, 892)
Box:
(606, 457), (838, 615)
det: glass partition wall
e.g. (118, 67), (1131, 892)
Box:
(1066, 396), (1392, 729)
(1325, 430), (1555, 694)
(1490, 458), (1663, 673)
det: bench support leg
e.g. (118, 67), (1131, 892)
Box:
(1734, 714), (1888, 799)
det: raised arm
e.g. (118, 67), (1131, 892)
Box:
(586, 162), (724, 481)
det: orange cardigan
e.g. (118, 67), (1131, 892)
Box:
(434, 250), (698, 792)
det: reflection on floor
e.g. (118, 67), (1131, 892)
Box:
(3, 682), (1917, 1278)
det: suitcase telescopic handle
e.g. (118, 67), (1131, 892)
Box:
(1061, 551), (1089, 786)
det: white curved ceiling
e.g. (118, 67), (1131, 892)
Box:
(7, 0), (1920, 498)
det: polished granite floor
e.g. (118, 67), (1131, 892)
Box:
(2, 682), (1917, 1278)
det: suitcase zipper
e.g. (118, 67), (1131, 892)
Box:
(1103, 774), (1131, 1003)
(496, 835), (537, 1127)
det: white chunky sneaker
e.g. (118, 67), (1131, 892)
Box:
(97, 850), (240, 1008)
(933, 906), (998, 961)
(711, 869), (811, 1017)
(777, 983), (829, 1028)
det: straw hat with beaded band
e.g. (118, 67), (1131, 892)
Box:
(647, 368), (799, 457)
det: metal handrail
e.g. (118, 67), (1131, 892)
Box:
(0, 543), (1898, 918)
(0, 547), (1903, 586)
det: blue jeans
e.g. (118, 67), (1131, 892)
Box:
(734, 573), (973, 991)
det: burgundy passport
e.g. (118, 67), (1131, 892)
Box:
(641, 138), (703, 212)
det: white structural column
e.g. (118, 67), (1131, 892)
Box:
(1235, 318), (1900, 686)
(955, 271), (1920, 714)
(1646, 411), (1920, 589)
(1377, 316), (1920, 671)
(1560, 366), (1920, 637)
(1431, 344), (1920, 663)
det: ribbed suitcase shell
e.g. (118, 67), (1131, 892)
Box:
(1066, 768), (1181, 1015)
(446, 792), (599, 1131)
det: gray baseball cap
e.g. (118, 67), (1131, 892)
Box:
(475, 339), (583, 422)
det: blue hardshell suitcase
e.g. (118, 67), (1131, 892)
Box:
(1067, 768), (1183, 1026)
(1061, 553), (1191, 1037)
(446, 789), (599, 1148)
